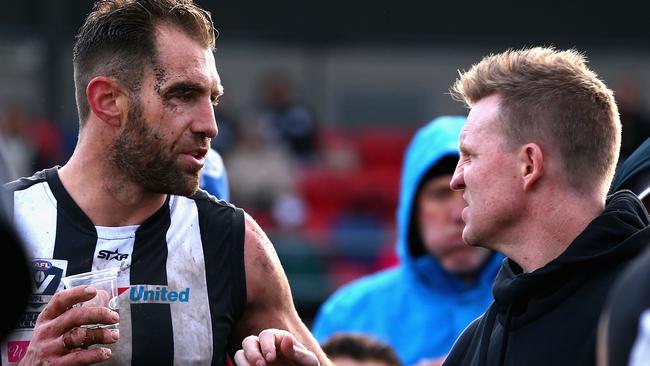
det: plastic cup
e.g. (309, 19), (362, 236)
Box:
(61, 267), (119, 329)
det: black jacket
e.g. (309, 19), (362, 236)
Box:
(443, 191), (650, 366)
(600, 226), (650, 366)
(610, 137), (650, 196)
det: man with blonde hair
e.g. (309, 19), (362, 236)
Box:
(232, 47), (650, 366)
(442, 47), (650, 365)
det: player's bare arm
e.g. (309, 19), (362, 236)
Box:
(231, 213), (329, 366)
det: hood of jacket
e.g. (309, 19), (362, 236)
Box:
(395, 115), (502, 293)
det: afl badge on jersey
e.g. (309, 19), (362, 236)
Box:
(1, 258), (68, 365)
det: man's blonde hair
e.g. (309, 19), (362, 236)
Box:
(450, 47), (621, 194)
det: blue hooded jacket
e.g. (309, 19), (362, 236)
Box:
(199, 148), (230, 201)
(312, 116), (502, 365)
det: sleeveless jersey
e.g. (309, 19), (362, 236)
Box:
(3, 167), (246, 366)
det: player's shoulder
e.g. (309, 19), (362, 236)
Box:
(181, 189), (244, 229)
(3, 168), (50, 192)
(188, 188), (235, 210)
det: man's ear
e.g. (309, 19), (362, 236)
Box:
(519, 143), (544, 192)
(86, 76), (128, 127)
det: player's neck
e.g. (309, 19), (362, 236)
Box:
(58, 143), (167, 227)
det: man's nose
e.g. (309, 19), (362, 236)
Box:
(191, 100), (218, 138)
(450, 166), (465, 191)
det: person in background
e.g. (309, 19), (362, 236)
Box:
(312, 116), (501, 365)
(0, 106), (36, 180)
(322, 334), (401, 366)
(598, 136), (650, 366)
(200, 148), (230, 201)
(255, 71), (319, 164)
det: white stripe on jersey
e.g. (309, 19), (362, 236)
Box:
(13, 182), (58, 259)
(165, 195), (213, 365)
(95, 196), (214, 365)
(93, 225), (137, 366)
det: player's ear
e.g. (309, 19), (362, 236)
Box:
(86, 76), (129, 127)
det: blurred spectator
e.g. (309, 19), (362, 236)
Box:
(256, 71), (319, 164)
(312, 116), (501, 365)
(322, 333), (401, 366)
(0, 106), (37, 180)
(199, 148), (230, 201)
(614, 76), (650, 160)
(225, 123), (301, 228)
(30, 117), (65, 170)
(598, 137), (650, 366)
(331, 192), (389, 266)
(0, 106), (65, 180)
(211, 97), (241, 157)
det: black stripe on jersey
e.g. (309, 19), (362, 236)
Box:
(195, 192), (246, 366)
(46, 168), (98, 275)
(131, 196), (174, 366)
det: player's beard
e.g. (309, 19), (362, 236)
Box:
(108, 97), (200, 197)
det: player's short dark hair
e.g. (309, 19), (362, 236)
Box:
(73, 0), (216, 126)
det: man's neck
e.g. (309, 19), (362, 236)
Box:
(58, 143), (167, 227)
(499, 191), (605, 273)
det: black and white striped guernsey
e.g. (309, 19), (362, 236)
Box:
(3, 167), (246, 366)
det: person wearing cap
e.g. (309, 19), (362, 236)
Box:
(312, 116), (502, 366)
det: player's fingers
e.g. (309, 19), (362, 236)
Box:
(63, 327), (120, 350)
(290, 346), (320, 366)
(278, 334), (294, 358)
(55, 306), (119, 333)
(57, 347), (113, 366)
(242, 335), (266, 366)
(234, 349), (255, 366)
(38, 286), (98, 321)
(279, 336), (319, 366)
(258, 329), (279, 363)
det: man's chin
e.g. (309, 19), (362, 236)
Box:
(147, 174), (199, 197)
(176, 175), (200, 196)
(461, 229), (481, 248)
